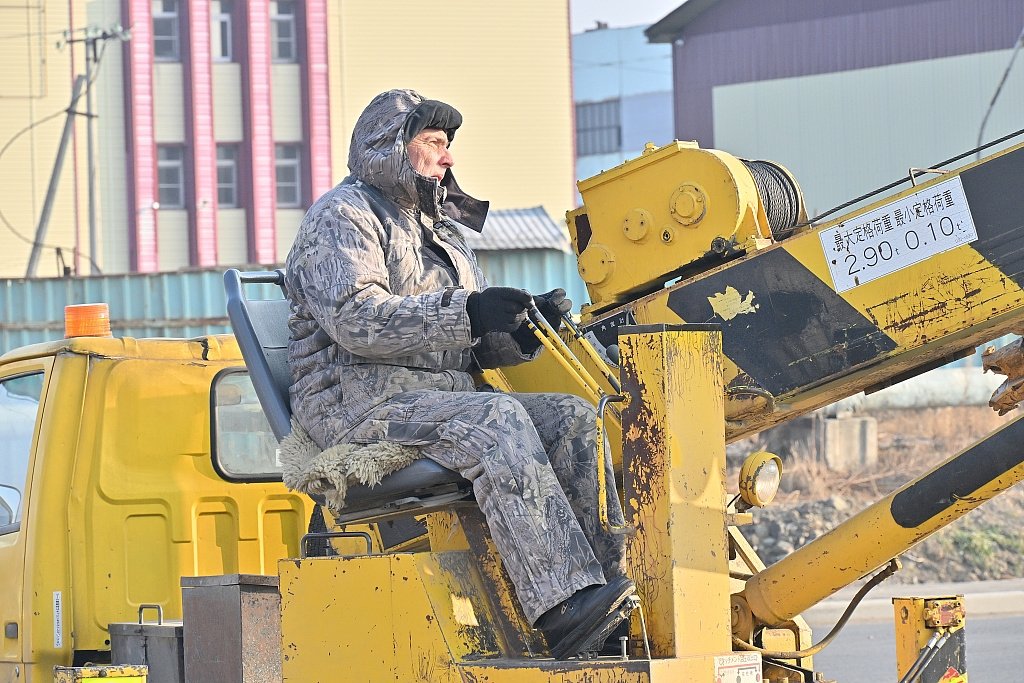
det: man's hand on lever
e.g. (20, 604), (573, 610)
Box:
(514, 288), (572, 353)
(466, 287), (533, 337)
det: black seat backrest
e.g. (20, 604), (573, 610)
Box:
(223, 269), (292, 441)
(224, 269), (473, 525)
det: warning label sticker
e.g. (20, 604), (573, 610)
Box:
(714, 652), (761, 682)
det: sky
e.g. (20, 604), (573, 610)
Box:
(569, 0), (683, 34)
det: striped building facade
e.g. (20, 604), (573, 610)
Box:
(0, 2), (575, 278)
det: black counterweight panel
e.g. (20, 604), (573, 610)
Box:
(666, 249), (898, 396)
(959, 147), (1024, 287)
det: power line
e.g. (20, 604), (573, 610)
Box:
(0, 30), (118, 276)
(0, 27), (70, 43)
(976, 22), (1024, 159)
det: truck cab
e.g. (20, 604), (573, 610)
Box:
(0, 330), (311, 681)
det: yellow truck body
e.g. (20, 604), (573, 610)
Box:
(0, 334), (312, 681)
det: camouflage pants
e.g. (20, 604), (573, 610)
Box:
(346, 390), (627, 623)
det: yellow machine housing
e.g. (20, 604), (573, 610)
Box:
(569, 141), (805, 310)
(893, 596), (966, 682)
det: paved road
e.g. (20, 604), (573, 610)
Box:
(806, 614), (1024, 681)
(801, 579), (1024, 681)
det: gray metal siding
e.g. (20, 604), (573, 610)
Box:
(463, 206), (571, 252)
(669, 0), (1024, 145)
(2, 252), (590, 352)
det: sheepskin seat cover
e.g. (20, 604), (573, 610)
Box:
(279, 418), (421, 512)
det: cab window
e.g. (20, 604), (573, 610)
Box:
(211, 369), (281, 482)
(0, 373), (43, 533)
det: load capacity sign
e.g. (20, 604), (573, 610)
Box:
(819, 175), (978, 293)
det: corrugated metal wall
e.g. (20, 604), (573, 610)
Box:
(1, 251), (588, 353)
(2, 270), (240, 350)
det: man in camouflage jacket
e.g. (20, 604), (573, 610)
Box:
(284, 89), (634, 659)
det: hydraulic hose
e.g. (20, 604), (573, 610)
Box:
(732, 559), (900, 660)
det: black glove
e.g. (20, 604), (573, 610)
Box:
(466, 287), (532, 337)
(512, 288), (572, 353)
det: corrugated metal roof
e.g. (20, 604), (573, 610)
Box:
(463, 206), (571, 253)
(646, 0), (722, 43)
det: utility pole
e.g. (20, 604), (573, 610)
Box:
(85, 31), (99, 275)
(25, 76), (87, 278)
(59, 25), (130, 275)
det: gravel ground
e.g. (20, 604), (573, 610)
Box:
(733, 406), (1024, 584)
(741, 488), (1024, 583)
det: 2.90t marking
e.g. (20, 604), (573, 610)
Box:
(820, 176), (978, 293)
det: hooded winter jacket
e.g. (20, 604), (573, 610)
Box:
(284, 89), (535, 450)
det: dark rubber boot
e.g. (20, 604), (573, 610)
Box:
(535, 575), (637, 660)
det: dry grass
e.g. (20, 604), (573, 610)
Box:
(728, 406), (1019, 503)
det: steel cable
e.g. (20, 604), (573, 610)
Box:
(743, 159), (801, 240)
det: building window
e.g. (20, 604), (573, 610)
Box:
(152, 0), (180, 61)
(275, 144), (302, 207)
(211, 0), (233, 62)
(217, 145), (238, 207)
(576, 99), (621, 156)
(157, 146), (185, 209)
(270, 1), (297, 63)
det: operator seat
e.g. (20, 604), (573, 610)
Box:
(223, 269), (472, 524)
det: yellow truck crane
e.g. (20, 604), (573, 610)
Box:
(2, 131), (1024, 681)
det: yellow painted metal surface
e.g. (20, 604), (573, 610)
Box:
(281, 554), (466, 682)
(425, 510), (471, 552)
(278, 546), (758, 682)
(0, 354), (53, 680)
(894, 597), (944, 673)
(893, 597), (967, 682)
(567, 142), (1024, 443)
(0, 334), (313, 677)
(572, 142), (775, 309)
(619, 327), (731, 659)
(53, 665), (148, 681)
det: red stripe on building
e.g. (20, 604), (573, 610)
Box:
(240, 0), (276, 264)
(182, 0), (218, 266)
(301, 0), (332, 199)
(123, 0), (159, 272)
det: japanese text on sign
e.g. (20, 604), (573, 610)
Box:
(819, 176), (978, 293)
(714, 652), (761, 683)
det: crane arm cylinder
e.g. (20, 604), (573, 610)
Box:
(741, 410), (1024, 626)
